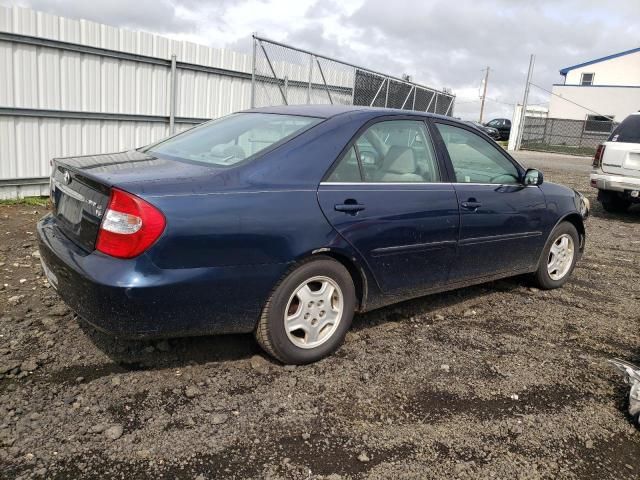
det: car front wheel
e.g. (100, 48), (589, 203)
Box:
(255, 256), (356, 364)
(533, 222), (580, 289)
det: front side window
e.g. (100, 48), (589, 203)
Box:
(436, 123), (520, 184)
(327, 120), (440, 183)
(146, 113), (321, 166)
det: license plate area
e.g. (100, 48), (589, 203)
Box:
(54, 183), (85, 226)
(624, 152), (640, 171)
(50, 173), (108, 252)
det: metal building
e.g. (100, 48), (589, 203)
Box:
(0, 5), (454, 199)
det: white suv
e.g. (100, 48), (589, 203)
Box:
(591, 112), (640, 212)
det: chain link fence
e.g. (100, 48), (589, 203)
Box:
(251, 35), (455, 115)
(520, 116), (617, 156)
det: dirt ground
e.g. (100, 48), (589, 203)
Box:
(1, 151), (639, 480)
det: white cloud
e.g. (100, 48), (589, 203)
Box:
(9, 0), (640, 120)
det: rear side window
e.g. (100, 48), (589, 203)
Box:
(326, 147), (361, 182)
(146, 113), (321, 166)
(609, 115), (640, 143)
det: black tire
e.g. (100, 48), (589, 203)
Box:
(533, 222), (580, 290)
(255, 256), (356, 364)
(600, 191), (631, 213)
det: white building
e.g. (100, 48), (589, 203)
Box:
(548, 47), (640, 123)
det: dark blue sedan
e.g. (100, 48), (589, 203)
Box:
(37, 105), (589, 364)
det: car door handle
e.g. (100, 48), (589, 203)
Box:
(461, 201), (482, 210)
(335, 202), (365, 214)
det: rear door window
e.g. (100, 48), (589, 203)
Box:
(325, 120), (441, 183)
(609, 115), (640, 143)
(356, 120), (440, 183)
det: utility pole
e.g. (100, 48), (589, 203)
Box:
(515, 54), (536, 151)
(479, 67), (490, 123)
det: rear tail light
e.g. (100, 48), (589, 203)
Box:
(96, 189), (166, 259)
(593, 144), (605, 168)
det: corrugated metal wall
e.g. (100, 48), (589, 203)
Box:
(0, 5), (253, 198)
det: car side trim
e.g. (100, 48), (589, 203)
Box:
(146, 189), (316, 198)
(320, 182), (539, 188)
(459, 231), (542, 246)
(320, 181), (442, 186)
(370, 240), (457, 257)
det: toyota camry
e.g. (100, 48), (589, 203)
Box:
(37, 105), (589, 364)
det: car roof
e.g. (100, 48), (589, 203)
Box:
(245, 104), (452, 120)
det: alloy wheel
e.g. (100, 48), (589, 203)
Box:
(284, 276), (344, 349)
(547, 233), (575, 281)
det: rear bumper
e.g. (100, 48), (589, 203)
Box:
(590, 171), (640, 192)
(37, 214), (288, 338)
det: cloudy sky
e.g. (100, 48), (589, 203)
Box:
(9, 0), (640, 120)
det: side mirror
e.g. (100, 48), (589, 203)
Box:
(523, 168), (543, 186)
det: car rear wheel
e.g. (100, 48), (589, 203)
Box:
(599, 190), (631, 213)
(255, 256), (356, 364)
(533, 222), (580, 289)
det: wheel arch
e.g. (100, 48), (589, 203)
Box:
(535, 212), (585, 272)
(557, 213), (586, 250)
(305, 248), (369, 312)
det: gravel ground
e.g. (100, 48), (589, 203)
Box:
(1, 151), (639, 479)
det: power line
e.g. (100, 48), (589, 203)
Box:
(485, 97), (516, 106)
(529, 82), (615, 120)
(456, 97), (526, 109)
(458, 96), (543, 108)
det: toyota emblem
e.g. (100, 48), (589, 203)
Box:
(63, 171), (71, 185)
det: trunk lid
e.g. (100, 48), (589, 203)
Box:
(50, 149), (218, 252)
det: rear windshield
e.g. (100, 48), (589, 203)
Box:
(609, 114), (640, 143)
(146, 113), (322, 166)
